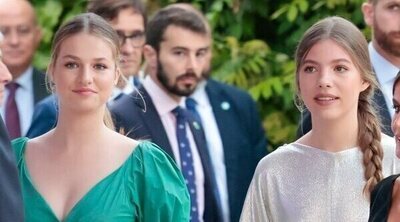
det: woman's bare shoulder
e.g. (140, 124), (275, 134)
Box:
(109, 130), (140, 152)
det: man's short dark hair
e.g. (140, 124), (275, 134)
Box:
(146, 7), (208, 52)
(87, 0), (146, 27)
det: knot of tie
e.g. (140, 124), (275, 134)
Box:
(172, 106), (188, 120)
(185, 98), (203, 125)
(6, 82), (19, 92)
(5, 82), (21, 139)
(185, 97), (197, 111)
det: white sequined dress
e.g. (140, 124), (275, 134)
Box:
(240, 134), (400, 222)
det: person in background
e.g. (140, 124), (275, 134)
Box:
(12, 13), (189, 221)
(111, 6), (222, 221)
(0, 0), (49, 139)
(369, 73), (400, 221)
(0, 31), (23, 222)
(298, 0), (400, 137)
(26, 0), (146, 138)
(165, 3), (268, 222)
(240, 16), (400, 222)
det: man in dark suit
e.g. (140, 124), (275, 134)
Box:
(167, 4), (267, 222)
(0, 0), (49, 139)
(26, 0), (146, 138)
(112, 7), (224, 221)
(0, 31), (23, 221)
(298, 0), (399, 137)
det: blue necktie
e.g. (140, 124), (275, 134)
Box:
(186, 98), (202, 124)
(172, 107), (200, 222)
(133, 76), (141, 87)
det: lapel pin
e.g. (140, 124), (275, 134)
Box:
(221, 101), (230, 110)
(193, 121), (201, 130)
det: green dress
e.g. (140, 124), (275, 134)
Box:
(12, 137), (190, 222)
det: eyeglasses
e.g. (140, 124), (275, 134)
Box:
(116, 30), (145, 48)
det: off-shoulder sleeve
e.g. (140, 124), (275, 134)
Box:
(129, 141), (190, 222)
(240, 161), (270, 222)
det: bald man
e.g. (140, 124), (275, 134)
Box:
(0, 0), (49, 139)
(0, 31), (23, 222)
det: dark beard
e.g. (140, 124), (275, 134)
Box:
(156, 59), (199, 97)
(374, 18), (400, 57)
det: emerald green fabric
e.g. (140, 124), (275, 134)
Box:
(12, 137), (190, 222)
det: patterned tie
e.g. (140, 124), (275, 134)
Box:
(185, 97), (203, 124)
(5, 82), (21, 139)
(172, 106), (200, 222)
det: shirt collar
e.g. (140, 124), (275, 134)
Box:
(369, 43), (399, 84)
(14, 66), (34, 91)
(142, 75), (183, 116)
(189, 80), (208, 108)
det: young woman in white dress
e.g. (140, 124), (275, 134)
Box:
(240, 16), (400, 222)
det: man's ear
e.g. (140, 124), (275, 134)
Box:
(33, 26), (42, 49)
(114, 67), (121, 85)
(143, 45), (157, 70)
(361, 2), (374, 27)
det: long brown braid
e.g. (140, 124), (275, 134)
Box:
(358, 96), (383, 195)
(295, 16), (383, 197)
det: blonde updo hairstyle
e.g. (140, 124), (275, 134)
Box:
(47, 13), (121, 130)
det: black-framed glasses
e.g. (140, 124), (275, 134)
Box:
(116, 30), (145, 48)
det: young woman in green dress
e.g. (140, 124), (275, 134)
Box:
(12, 13), (189, 222)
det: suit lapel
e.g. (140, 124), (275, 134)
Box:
(135, 87), (175, 158)
(205, 80), (237, 166)
(373, 87), (393, 136)
(32, 68), (50, 104)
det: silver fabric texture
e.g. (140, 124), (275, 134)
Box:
(240, 134), (400, 222)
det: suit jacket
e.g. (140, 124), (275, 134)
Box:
(110, 87), (223, 222)
(297, 86), (393, 138)
(205, 79), (268, 222)
(32, 68), (50, 104)
(26, 94), (57, 138)
(0, 116), (23, 221)
(20, 68), (51, 138)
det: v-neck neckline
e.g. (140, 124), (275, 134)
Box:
(20, 139), (142, 221)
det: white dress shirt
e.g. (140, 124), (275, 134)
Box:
(0, 66), (35, 136)
(369, 43), (399, 118)
(142, 76), (205, 222)
(191, 80), (230, 222)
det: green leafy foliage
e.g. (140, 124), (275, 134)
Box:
(31, 0), (368, 150)
(31, 0), (87, 70)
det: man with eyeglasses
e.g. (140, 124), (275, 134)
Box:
(0, 0), (50, 140)
(25, 0), (147, 138)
